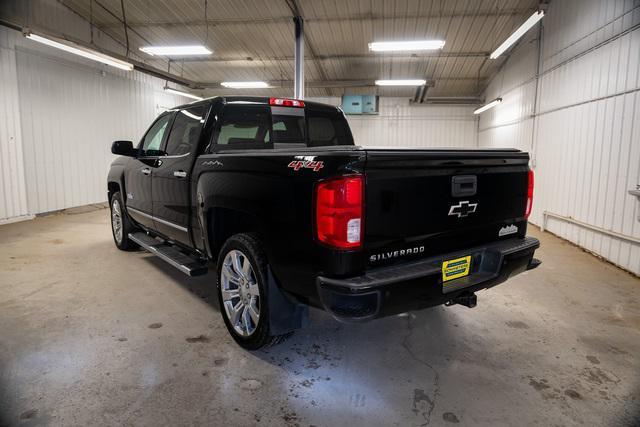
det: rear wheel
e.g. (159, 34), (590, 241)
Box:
(216, 233), (291, 350)
(110, 192), (137, 251)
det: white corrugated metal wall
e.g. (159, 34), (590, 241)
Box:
(15, 43), (184, 215)
(311, 97), (478, 148)
(0, 28), (29, 223)
(349, 101), (478, 149)
(0, 26), (188, 222)
(479, 0), (640, 275)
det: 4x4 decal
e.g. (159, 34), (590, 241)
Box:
(288, 156), (324, 172)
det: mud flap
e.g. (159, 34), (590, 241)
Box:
(267, 267), (309, 335)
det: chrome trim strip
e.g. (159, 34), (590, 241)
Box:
(127, 206), (152, 219)
(154, 215), (189, 233)
(126, 206), (188, 233)
(136, 152), (191, 160)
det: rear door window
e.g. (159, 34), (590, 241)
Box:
(164, 106), (206, 156)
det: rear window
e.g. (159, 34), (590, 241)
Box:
(271, 106), (306, 144)
(306, 110), (353, 147)
(211, 103), (353, 150)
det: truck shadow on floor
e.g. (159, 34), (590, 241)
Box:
(137, 247), (454, 338)
(250, 308), (453, 425)
(253, 306), (455, 370)
(139, 249), (458, 359)
(140, 254), (221, 312)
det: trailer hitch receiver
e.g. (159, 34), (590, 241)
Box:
(445, 292), (477, 308)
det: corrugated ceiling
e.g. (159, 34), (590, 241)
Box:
(57, 0), (540, 99)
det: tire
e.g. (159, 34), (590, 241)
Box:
(216, 233), (291, 350)
(110, 191), (138, 251)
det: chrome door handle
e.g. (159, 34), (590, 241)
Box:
(141, 168), (151, 176)
(173, 170), (187, 178)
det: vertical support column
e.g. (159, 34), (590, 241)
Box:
(294, 16), (304, 100)
(530, 19), (543, 168)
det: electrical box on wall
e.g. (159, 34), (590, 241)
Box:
(341, 95), (379, 115)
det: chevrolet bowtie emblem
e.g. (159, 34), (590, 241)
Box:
(448, 201), (478, 218)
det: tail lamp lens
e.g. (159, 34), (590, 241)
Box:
(315, 175), (364, 249)
(525, 169), (534, 219)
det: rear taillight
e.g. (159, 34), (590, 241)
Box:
(315, 175), (364, 249)
(269, 97), (305, 107)
(525, 169), (534, 219)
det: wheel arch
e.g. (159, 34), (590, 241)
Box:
(107, 165), (126, 203)
(205, 207), (267, 260)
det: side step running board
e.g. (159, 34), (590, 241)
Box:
(128, 232), (208, 277)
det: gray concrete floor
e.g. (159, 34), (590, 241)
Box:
(1, 208), (639, 427)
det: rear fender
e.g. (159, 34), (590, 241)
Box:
(203, 206), (266, 259)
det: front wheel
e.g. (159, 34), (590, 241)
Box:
(216, 233), (291, 350)
(110, 192), (138, 251)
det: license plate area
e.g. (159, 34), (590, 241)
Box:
(442, 255), (471, 282)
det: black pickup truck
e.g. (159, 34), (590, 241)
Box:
(108, 96), (540, 349)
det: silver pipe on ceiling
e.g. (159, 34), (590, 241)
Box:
(294, 16), (304, 100)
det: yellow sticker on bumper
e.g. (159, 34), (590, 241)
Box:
(442, 256), (471, 282)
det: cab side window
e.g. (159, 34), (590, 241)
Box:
(141, 113), (173, 156)
(164, 106), (206, 156)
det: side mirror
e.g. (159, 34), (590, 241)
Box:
(111, 140), (137, 157)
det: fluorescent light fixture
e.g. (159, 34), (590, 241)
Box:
(140, 45), (212, 56)
(473, 98), (502, 114)
(375, 79), (427, 86)
(369, 40), (445, 52)
(164, 86), (203, 101)
(220, 81), (270, 89)
(490, 10), (545, 59)
(180, 110), (203, 121)
(25, 33), (133, 71)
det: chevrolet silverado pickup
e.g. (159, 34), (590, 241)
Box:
(107, 96), (540, 350)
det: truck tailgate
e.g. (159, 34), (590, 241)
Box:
(363, 149), (530, 265)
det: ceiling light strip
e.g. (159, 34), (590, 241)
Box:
(164, 86), (203, 100)
(490, 11), (545, 59)
(140, 46), (212, 56)
(369, 40), (445, 52)
(26, 33), (133, 71)
(375, 79), (427, 86)
(220, 81), (270, 89)
(473, 98), (502, 114)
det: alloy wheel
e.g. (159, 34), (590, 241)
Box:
(111, 199), (123, 244)
(220, 249), (261, 337)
